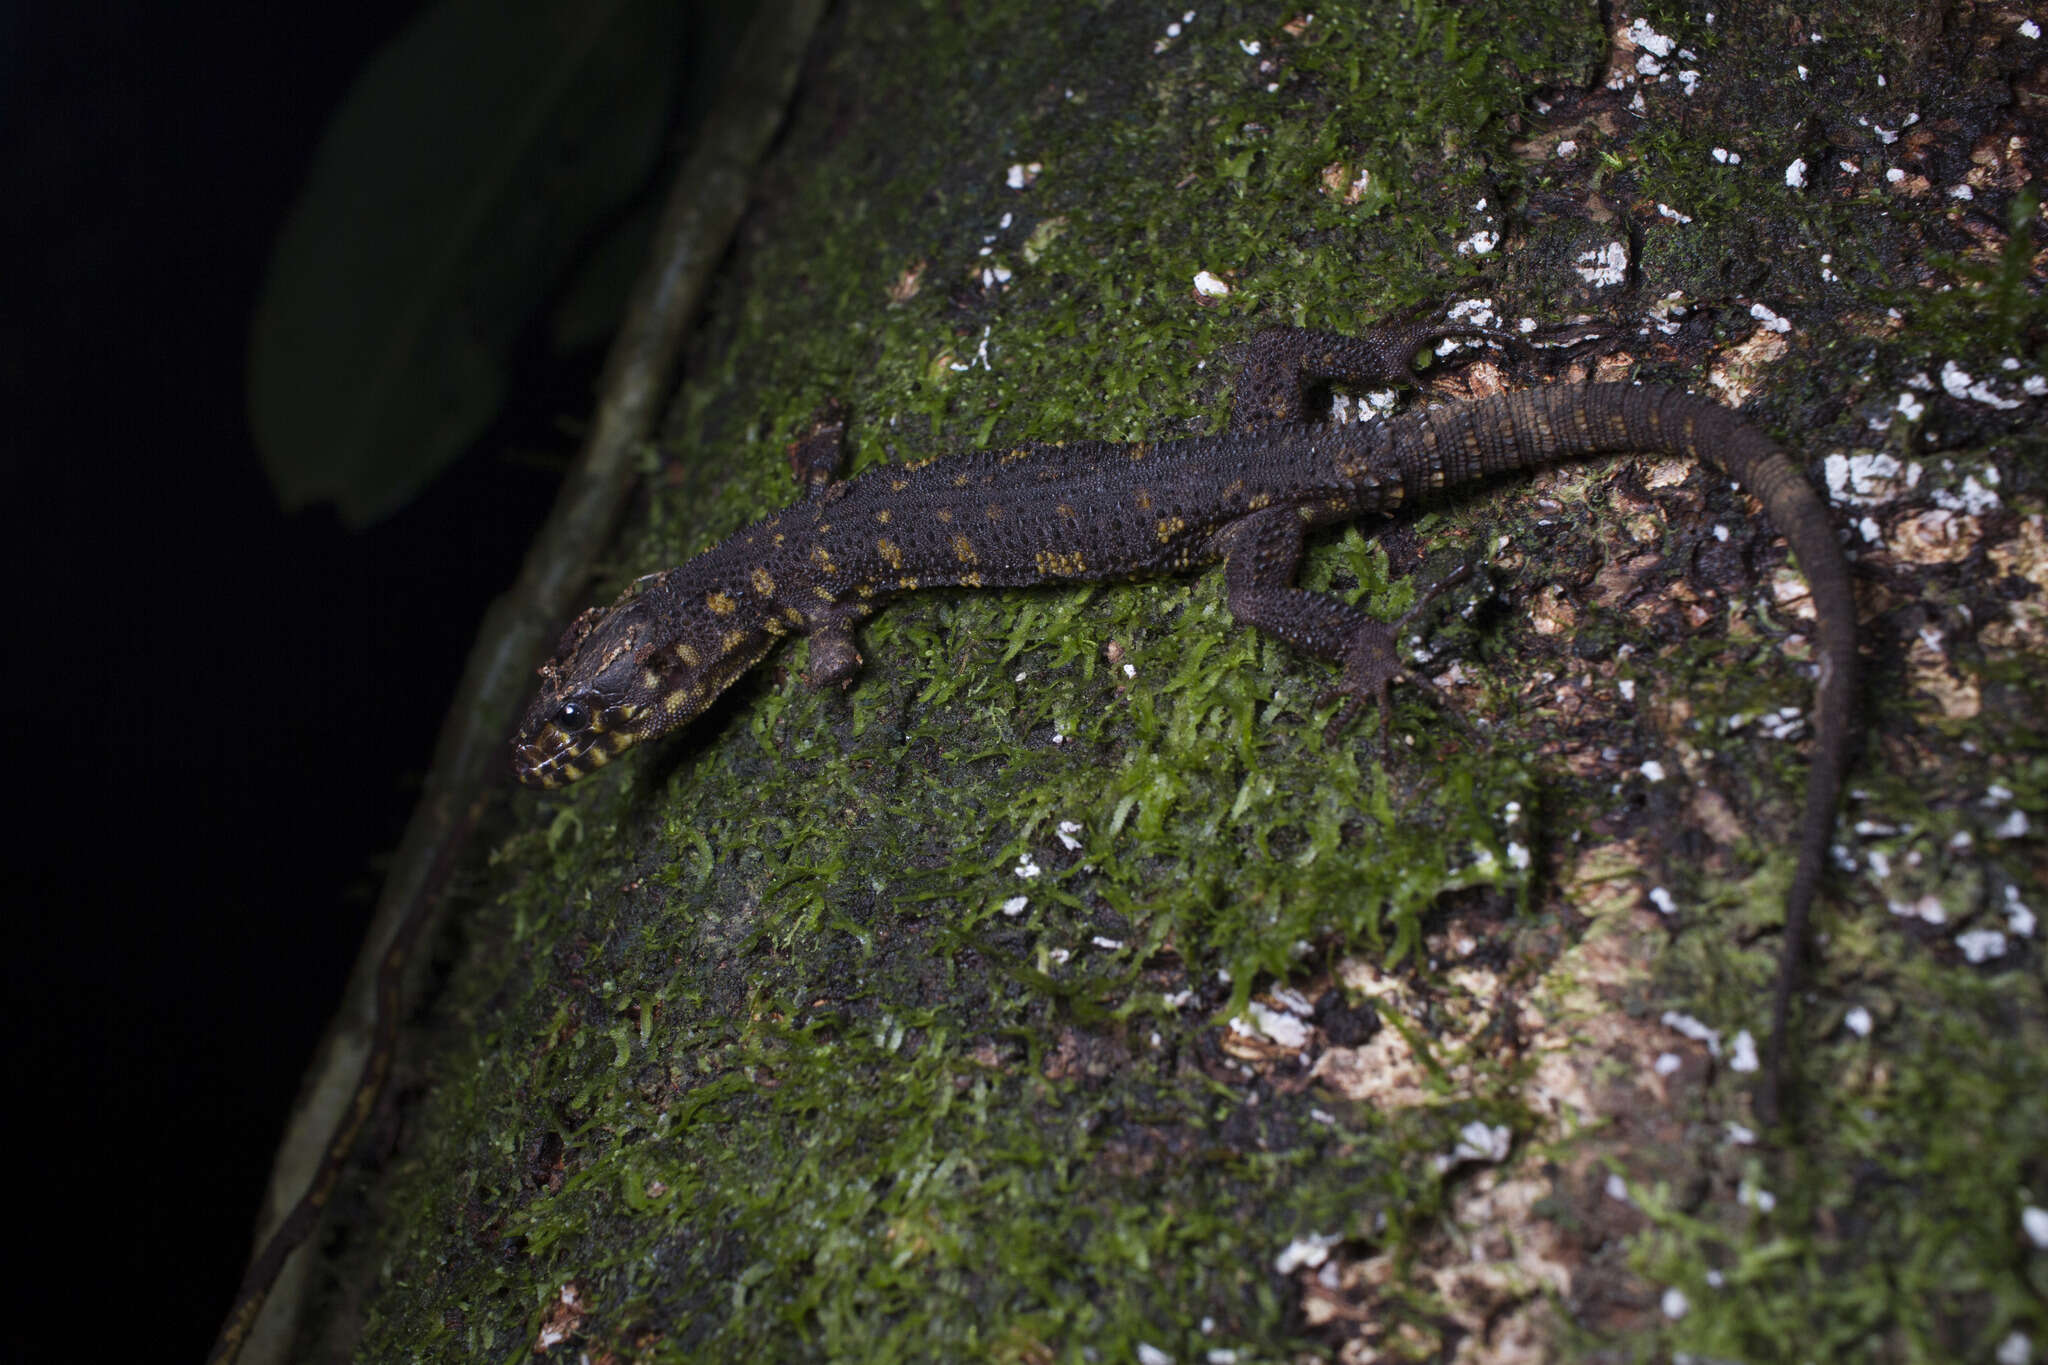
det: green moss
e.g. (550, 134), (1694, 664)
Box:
(329, 2), (2048, 1361)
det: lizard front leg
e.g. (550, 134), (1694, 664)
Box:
(786, 399), (851, 500)
(782, 401), (880, 686)
(803, 602), (874, 689)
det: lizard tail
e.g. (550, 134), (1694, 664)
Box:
(1392, 383), (1857, 1125)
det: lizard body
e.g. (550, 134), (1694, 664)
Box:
(514, 322), (1857, 1120)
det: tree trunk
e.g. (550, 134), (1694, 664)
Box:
(291, 2), (2048, 1360)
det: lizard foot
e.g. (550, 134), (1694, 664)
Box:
(1322, 562), (1479, 755)
(786, 399), (850, 500)
(805, 622), (863, 688)
(1394, 314), (1534, 381)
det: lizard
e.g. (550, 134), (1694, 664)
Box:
(512, 319), (1858, 1123)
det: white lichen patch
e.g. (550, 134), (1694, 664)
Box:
(1151, 7), (1198, 53)
(1274, 1231), (1340, 1274)
(1748, 301), (1792, 333)
(1940, 359), (2025, 410)
(1241, 1000), (1309, 1049)
(1574, 242), (1629, 287)
(1955, 929), (2007, 963)
(1661, 1010), (1723, 1057)
(1728, 1029), (1759, 1072)
(1436, 1120), (1514, 1170)
(2005, 887), (2037, 939)
(1824, 450), (1916, 506)
(1929, 473), (2002, 516)
(1888, 894), (1949, 925)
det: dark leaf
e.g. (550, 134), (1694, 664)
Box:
(249, 0), (681, 525)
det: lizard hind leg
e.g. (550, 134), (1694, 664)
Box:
(1228, 317), (1531, 432)
(1218, 508), (1479, 756)
(1321, 561), (1481, 755)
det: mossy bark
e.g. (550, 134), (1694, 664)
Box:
(303, 3), (2047, 1361)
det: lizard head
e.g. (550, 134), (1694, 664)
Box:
(512, 589), (679, 789)
(512, 572), (775, 788)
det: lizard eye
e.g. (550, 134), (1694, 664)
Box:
(555, 699), (594, 732)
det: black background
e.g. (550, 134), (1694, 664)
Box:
(6, 4), (618, 1356)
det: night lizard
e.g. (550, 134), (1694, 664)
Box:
(512, 319), (1858, 1123)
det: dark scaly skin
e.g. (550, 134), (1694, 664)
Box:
(515, 322), (1857, 1123)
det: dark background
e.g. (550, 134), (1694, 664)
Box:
(6, 4), (645, 1356)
